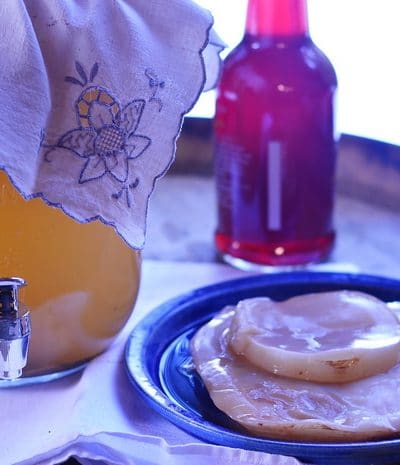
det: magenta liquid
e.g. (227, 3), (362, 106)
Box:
(214, 0), (337, 267)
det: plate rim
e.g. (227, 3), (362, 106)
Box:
(124, 271), (400, 461)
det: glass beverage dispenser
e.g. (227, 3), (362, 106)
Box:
(0, 170), (141, 379)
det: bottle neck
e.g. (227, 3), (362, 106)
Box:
(245, 0), (309, 38)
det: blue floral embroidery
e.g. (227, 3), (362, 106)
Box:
(65, 61), (98, 87)
(112, 178), (140, 208)
(42, 62), (156, 208)
(145, 68), (165, 111)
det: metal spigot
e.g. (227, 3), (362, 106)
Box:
(0, 278), (30, 380)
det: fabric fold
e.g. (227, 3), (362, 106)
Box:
(0, 0), (223, 249)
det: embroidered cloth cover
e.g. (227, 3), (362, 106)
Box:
(0, 0), (222, 248)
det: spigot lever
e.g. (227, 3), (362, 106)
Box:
(0, 278), (31, 380)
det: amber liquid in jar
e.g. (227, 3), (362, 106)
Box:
(214, 0), (337, 267)
(0, 170), (140, 375)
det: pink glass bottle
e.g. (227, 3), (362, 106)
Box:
(214, 0), (337, 268)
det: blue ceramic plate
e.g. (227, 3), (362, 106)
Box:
(125, 272), (400, 465)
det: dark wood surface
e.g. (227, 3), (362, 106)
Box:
(174, 119), (400, 212)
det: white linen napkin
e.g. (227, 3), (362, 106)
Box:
(0, 0), (223, 249)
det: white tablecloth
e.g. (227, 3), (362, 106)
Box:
(2, 259), (357, 465)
